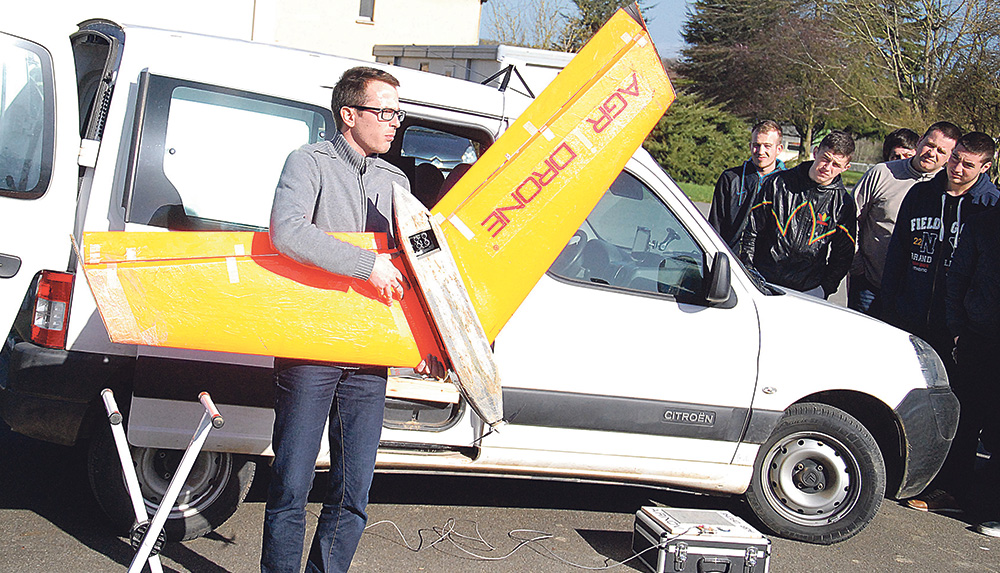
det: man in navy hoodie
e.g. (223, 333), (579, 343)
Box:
(946, 206), (1000, 535)
(879, 131), (999, 512)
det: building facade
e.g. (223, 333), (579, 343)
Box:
(9, 0), (485, 62)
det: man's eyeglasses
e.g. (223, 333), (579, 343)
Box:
(351, 105), (406, 122)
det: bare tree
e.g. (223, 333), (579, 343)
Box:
(679, 0), (851, 158)
(824, 0), (1000, 119)
(938, 50), (1000, 134)
(482, 0), (570, 50)
(560, 0), (650, 52)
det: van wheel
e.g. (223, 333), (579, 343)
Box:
(87, 421), (255, 541)
(745, 403), (885, 544)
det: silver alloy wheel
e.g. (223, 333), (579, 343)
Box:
(759, 430), (861, 526)
(133, 447), (233, 519)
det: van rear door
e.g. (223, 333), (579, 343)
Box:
(0, 30), (67, 341)
(0, 21), (124, 346)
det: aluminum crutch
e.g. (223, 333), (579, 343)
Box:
(101, 389), (224, 573)
(128, 391), (224, 573)
(100, 388), (164, 573)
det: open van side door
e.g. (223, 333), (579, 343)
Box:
(0, 21), (122, 346)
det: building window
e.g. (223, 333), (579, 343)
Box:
(419, 62), (430, 72)
(359, 0), (375, 20)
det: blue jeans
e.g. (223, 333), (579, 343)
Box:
(847, 274), (880, 316)
(261, 364), (387, 573)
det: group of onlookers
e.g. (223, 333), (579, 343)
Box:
(709, 121), (1000, 537)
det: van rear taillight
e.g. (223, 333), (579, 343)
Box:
(31, 271), (75, 349)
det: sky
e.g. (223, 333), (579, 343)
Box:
(480, 0), (692, 58)
(644, 0), (691, 58)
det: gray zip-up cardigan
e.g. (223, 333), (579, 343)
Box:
(269, 133), (410, 280)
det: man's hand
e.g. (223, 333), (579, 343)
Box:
(368, 253), (404, 302)
(416, 354), (446, 380)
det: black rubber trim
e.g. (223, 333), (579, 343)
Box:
(133, 356), (274, 408)
(5, 341), (132, 402)
(502, 387), (752, 442)
(893, 387), (960, 499)
(1, 341), (134, 445)
(742, 408), (786, 444)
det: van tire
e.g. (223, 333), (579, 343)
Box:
(87, 421), (255, 541)
(746, 402), (885, 544)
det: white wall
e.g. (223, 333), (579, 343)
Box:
(7, 0), (483, 62)
(263, 0), (483, 61)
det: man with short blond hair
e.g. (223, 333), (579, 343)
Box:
(708, 119), (786, 248)
(849, 121), (962, 315)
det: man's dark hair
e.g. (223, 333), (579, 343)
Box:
(881, 128), (918, 162)
(751, 119), (782, 140)
(331, 66), (400, 130)
(922, 121), (962, 143)
(956, 131), (997, 164)
(817, 130), (855, 159)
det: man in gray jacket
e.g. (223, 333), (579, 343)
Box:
(262, 66), (440, 573)
(849, 121), (961, 314)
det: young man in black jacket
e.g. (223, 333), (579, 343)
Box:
(740, 130), (856, 299)
(880, 131), (1000, 513)
(946, 206), (1000, 535)
(708, 120), (786, 249)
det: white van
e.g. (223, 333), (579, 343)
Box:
(0, 17), (958, 545)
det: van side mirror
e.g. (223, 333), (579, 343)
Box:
(706, 252), (731, 304)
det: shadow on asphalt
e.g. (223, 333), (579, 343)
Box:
(576, 528), (643, 570)
(247, 465), (756, 569)
(362, 473), (757, 567)
(1, 420), (240, 572)
(366, 473), (744, 515)
(247, 466), (749, 520)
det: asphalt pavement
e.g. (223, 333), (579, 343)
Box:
(2, 419), (998, 573)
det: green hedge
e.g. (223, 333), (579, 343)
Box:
(643, 92), (749, 187)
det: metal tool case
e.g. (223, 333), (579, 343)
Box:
(632, 507), (770, 573)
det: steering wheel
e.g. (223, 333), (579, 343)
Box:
(552, 230), (588, 273)
(657, 228), (681, 251)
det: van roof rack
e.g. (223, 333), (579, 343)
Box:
(480, 64), (535, 99)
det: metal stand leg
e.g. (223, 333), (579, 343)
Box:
(101, 389), (225, 573)
(101, 389), (164, 573)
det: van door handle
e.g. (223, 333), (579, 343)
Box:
(0, 254), (22, 278)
